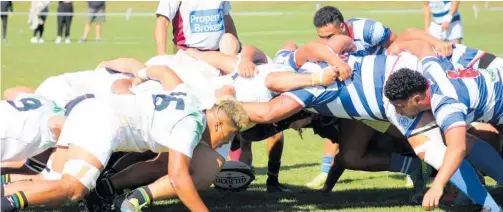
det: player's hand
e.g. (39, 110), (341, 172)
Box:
(215, 85), (236, 99)
(318, 66), (338, 86)
(238, 58), (258, 77)
(334, 61), (352, 81)
(434, 41), (453, 57)
(422, 184), (444, 210)
(441, 22), (450, 31)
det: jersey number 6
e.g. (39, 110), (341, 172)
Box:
(7, 98), (43, 111)
(153, 92), (187, 111)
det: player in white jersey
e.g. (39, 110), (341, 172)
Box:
(0, 93), (65, 162)
(423, 1), (462, 43)
(155, 0), (239, 55)
(0, 65), (250, 212)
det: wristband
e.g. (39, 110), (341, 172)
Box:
(137, 68), (149, 81)
(442, 14), (453, 23)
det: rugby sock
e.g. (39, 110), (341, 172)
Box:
(321, 155), (334, 174)
(466, 140), (503, 184)
(127, 186), (153, 206)
(388, 153), (420, 174)
(267, 161), (281, 184)
(229, 148), (242, 161)
(1, 191), (28, 211)
(446, 160), (500, 212)
(1, 174), (11, 185)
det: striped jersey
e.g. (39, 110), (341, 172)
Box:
(421, 56), (503, 133)
(156, 0), (231, 51)
(283, 53), (421, 121)
(272, 18), (392, 71)
(345, 18), (393, 56)
(428, 1), (461, 24)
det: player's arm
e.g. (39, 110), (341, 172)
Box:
(265, 68), (338, 92)
(448, 1), (460, 20)
(155, 0), (179, 55)
(133, 65), (182, 91)
(96, 57), (147, 74)
(395, 28), (453, 56)
(242, 95), (304, 123)
(222, 1), (238, 39)
(423, 1), (431, 32)
(167, 149), (208, 212)
(241, 45), (268, 65)
(430, 101), (469, 196)
(111, 79), (135, 95)
(387, 39), (437, 59)
(186, 48), (237, 75)
(295, 37), (354, 67)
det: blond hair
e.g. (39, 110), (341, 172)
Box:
(216, 96), (252, 131)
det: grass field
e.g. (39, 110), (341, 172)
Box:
(2, 1), (503, 212)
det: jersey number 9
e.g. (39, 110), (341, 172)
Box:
(7, 98), (43, 111)
(153, 92), (187, 111)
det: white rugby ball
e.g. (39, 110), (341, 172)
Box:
(214, 161), (255, 192)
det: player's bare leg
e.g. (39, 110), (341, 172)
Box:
(0, 145), (104, 211)
(306, 139), (338, 189)
(266, 132), (290, 192)
(219, 33), (240, 56)
(118, 144), (225, 211)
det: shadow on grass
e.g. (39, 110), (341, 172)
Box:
(20, 183), (503, 212)
(252, 163), (319, 175)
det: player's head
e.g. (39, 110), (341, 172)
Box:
(206, 98), (250, 149)
(384, 68), (431, 118)
(313, 6), (345, 39)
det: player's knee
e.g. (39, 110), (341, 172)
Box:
(61, 159), (101, 201)
(59, 175), (89, 201)
(219, 33), (240, 56)
(280, 42), (298, 51)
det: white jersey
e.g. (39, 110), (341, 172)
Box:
(109, 84), (205, 156)
(0, 94), (63, 161)
(156, 0), (231, 50)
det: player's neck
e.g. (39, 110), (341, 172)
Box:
(201, 127), (212, 147)
(48, 115), (66, 141)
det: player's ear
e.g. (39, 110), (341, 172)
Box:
(412, 94), (422, 105)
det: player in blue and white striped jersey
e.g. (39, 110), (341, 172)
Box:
(384, 40), (503, 211)
(242, 39), (503, 211)
(423, 1), (462, 44)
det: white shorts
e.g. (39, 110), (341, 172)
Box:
(429, 20), (463, 41)
(58, 98), (122, 166)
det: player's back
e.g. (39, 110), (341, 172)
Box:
(108, 84), (205, 153)
(422, 57), (503, 124)
(0, 93), (63, 161)
(295, 53), (420, 121)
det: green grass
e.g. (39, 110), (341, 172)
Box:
(2, 1), (503, 211)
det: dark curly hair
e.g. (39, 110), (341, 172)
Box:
(313, 6), (344, 28)
(384, 68), (429, 101)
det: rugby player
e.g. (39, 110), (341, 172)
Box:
(423, 1), (463, 44)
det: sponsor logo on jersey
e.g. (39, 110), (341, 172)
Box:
(189, 9), (224, 33)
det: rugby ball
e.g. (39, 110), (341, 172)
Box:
(213, 161), (255, 192)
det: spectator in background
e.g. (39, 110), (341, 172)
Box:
(1, 1), (13, 42)
(79, 1), (105, 43)
(154, 0), (240, 55)
(423, 1), (462, 44)
(28, 1), (49, 44)
(56, 1), (73, 44)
